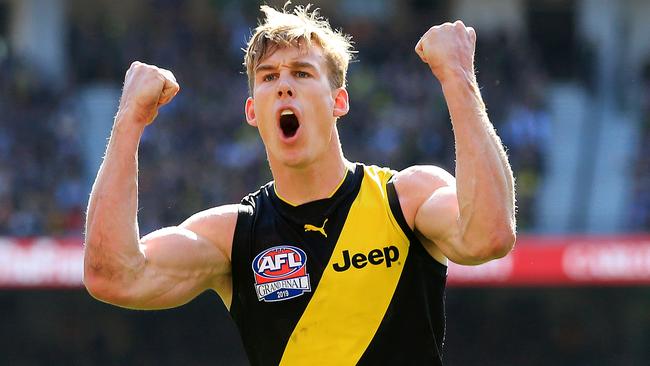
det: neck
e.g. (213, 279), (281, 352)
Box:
(270, 142), (351, 206)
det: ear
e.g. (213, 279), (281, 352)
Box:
(332, 87), (349, 118)
(245, 97), (257, 127)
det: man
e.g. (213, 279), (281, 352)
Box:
(84, 4), (516, 365)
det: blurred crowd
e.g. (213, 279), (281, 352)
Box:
(0, 51), (86, 236)
(630, 60), (650, 229)
(0, 0), (561, 237)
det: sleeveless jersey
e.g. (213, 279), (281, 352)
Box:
(230, 164), (447, 365)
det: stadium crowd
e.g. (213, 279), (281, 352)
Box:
(631, 60), (650, 229)
(0, 1), (555, 237)
(0, 52), (86, 236)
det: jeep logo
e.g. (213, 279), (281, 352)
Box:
(332, 246), (399, 272)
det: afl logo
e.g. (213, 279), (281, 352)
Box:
(252, 246), (311, 302)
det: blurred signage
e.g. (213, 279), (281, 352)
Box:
(1, 235), (649, 288)
(448, 235), (650, 286)
(0, 237), (83, 288)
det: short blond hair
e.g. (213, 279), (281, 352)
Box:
(244, 3), (354, 96)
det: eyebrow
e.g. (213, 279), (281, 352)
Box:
(255, 61), (318, 74)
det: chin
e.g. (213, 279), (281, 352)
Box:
(267, 140), (324, 169)
(273, 149), (314, 169)
(279, 156), (311, 169)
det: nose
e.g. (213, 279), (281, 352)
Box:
(277, 77), (294, 98)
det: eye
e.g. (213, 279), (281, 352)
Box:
(295, 71), (311, 78)
(262, 74), (278, 82)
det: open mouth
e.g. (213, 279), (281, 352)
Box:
(279, 110), (300, 138)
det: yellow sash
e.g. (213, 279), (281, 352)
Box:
(280, 166), (410, 365)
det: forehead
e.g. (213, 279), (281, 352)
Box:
(257, 44), (327, 69)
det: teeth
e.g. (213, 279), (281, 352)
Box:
(280, 109), (294, 116)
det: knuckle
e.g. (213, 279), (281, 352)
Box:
(161, 69), (175, 80)
(131, 61), (147, 70)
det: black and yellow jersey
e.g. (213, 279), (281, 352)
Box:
(230, 163), (447, 365)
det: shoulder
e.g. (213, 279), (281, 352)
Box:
(390, 165), (456, 228)
(179, 204), (241, 262)
(181, 183), (275, 258)
(183, 204), (241, 225)
(358, 163), (454, 205)
(392, 165), (455, 189)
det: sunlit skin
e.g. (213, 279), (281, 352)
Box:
(245, 45), (350, 203)
(83, 20), (515, 311)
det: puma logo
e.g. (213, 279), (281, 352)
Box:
(304, 219), (328, 238)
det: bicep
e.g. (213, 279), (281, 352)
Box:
(393, 165), (472, 265)
(413, 184), (469, 264)
(122, 206), (237, 310)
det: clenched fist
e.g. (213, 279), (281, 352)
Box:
(118, 61), (180, 126)
(415, 20), (476, 82)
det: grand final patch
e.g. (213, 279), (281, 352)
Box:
(252, 245), (311, 302)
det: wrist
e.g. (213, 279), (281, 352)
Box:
(114, 108), (147, 138)
(437, 66), (481, 101)
(433, 64), (475, 86)
(115, 105), (149, 132)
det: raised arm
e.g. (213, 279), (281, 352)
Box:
(83, 62), (236, 309)
(395, 21), (516, 265)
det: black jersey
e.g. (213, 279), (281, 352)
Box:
(230, 164), (447, 365)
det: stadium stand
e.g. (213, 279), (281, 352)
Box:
(0, 0), (554, 236)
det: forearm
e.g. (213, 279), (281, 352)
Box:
(84, 111), (146, 286)
(442, 68), (516, 255)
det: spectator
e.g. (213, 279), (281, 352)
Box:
(0, 1), (554, 236)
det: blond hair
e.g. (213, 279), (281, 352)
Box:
(244, 3), (354, 96)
